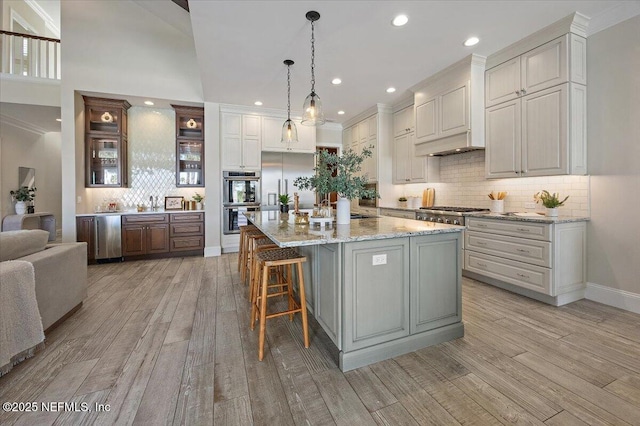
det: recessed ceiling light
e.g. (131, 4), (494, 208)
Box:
(337, 110), (345, 115)
(254, 101), (263, 106)
(392, 14), (408, 27)
(332, 78), (342, 85)
(464, 36), (480, 47)
(386, 87), (396, 93)
(429, 154), (435, 157)
(56, 118), (62, 122)
(144, 100), (154, 106)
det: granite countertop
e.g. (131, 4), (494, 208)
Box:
(76, 209), (204, 217)
(245, 211), (463, 248)
(466, 212), (590, 224)
(377, 205), (423, 212)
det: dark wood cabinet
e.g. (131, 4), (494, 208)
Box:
(84, 96), (131, 188)
(169, 212), (204, 253)
(76, 216), (95, 262)
(172, 105), (204, 187)
(122, 214), (170, 257)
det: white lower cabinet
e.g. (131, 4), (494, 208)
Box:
(464, 217), (586, 304)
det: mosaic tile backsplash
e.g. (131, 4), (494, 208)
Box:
(394, 150), (590, 217)
(88, 107), (205, 209)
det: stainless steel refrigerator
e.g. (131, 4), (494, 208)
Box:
(261, 152), (316, 211)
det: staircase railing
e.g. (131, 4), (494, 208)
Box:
(0, 30), (61, 79)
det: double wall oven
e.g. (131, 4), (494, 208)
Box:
(223, 171), (260, 234)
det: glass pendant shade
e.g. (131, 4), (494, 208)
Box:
(281, 119), (298, 145)
(301, 92), (325, 126)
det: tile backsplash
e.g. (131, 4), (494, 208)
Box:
(397, 150), (590, 217)
(87, 107), (205, 210)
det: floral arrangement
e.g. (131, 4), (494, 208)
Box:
(10, 186), (37, 202)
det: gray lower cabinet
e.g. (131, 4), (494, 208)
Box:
(316, 244), (342, 349)
(410, 234), (462, 334)
(343, 239), (410, 352)
(295, 245), (316, 314)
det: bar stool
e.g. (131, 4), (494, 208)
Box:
(248, 237), (279, 302)
(238, 225), (258, 271)
(250, 248), (309, 361)
(239, 229), (263, 282)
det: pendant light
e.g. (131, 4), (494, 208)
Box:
(281, 59), (298, 147)
(301, 10), (325, 126)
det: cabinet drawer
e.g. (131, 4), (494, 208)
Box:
(467, 218), (550, 241)
(122, 214), (168, 225)
(170, 222), (204, 237)
(465, 250), (551, 295)
(170, 236), (204, 252)
(170, 212), (204, 223)
(379, 209), (416, 220)
(466, 231), (551, 267)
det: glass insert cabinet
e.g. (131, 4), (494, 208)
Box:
(173, 105), (204, 187)
(83, 96), (131, 188)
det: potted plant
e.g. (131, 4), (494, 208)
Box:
(278, 194), (291, 213)
(10, 186), (37, 215)
(192, 192), (204, 210)
(534, 190), (569, 217)
(294, 147), (378, 224)
(398, 197), (408, 208)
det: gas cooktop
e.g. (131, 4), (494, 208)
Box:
(419, 206), (489, 213)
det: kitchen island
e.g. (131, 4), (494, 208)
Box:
(246, 211), (465, 371)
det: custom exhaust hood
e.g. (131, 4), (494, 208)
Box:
(411, 54), (486, 157)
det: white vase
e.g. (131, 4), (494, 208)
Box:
(15, 201), (26, 215)
(336, 197), (351, 225)
(490, 200), (504, 213)
(545, 207), (558, 217)
(196, 202), (203, 211)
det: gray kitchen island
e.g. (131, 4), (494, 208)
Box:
(246, 211), (465, 371)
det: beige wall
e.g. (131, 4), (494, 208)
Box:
(0, 124), (62, 229)
(586, 15), (640, 295)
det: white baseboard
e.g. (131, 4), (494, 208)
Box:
(585, 282), (640, 314)
(204, 246), (222, 257)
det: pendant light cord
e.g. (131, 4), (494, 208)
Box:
(310, 20), (316, 93)
(287, 63), (292, 121)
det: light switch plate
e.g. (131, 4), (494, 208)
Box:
(77, 196), (82, 204)
(372, 254), (387, 266)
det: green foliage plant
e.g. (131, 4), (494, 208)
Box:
(293, 146), (379, 201)
(278, 194), (291, 205)
(534, 190), (569, 208)
(10, 186), (37, 202)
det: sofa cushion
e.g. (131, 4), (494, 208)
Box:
(0, 230), (49, 261)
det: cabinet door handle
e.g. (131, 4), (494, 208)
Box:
(521, 88), (527, 94)
(476, 223), (487, 228)
(516, 228), (530, 232)
(515, 90), (521, 95)
(517, 273), (530, 279)
(476, 241), (487, 245)
(477, 262), (488, 268)
(516, 248), (530, 254)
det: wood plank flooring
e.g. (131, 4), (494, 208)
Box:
(1, 254), (640, 425)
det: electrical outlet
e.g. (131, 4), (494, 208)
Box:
(524, 202), (536, 209)
(77, 196), (82, 204)
(372, 254), (387, 266)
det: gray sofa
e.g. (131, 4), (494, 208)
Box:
(0, 230), (87, 331)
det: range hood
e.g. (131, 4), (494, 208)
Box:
(411, 54), (486, 157)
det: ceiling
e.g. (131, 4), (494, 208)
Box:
(189, 1), (634, 123)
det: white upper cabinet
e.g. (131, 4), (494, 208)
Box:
(262, 116), (316, 153)
(485, 31), (587, 178)
(221, 112), (262, 170)
(393, 106), (414, 137)
(344, 114), (379, 182)
(413, 54), (485, 155)
(485, 34), (586, 108)
(393, 107), (439, 184)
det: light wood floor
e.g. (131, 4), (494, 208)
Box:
(2, 255), (640, 425)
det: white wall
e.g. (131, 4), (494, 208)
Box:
(59, 0), (203, 242)
(586, 15), (640, 296)
(0, 124), (62, 229)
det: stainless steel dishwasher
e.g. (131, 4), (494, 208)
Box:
(95, 215), (122, 260)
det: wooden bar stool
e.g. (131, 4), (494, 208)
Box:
(238, 225), (258, 271)
(239, 229), (263, 282)
(243, 232), (272, 284)
(248, 237), (279, 302)
(250, 248), (309, 361)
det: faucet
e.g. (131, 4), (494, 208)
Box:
(150, 196), (158, 211)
